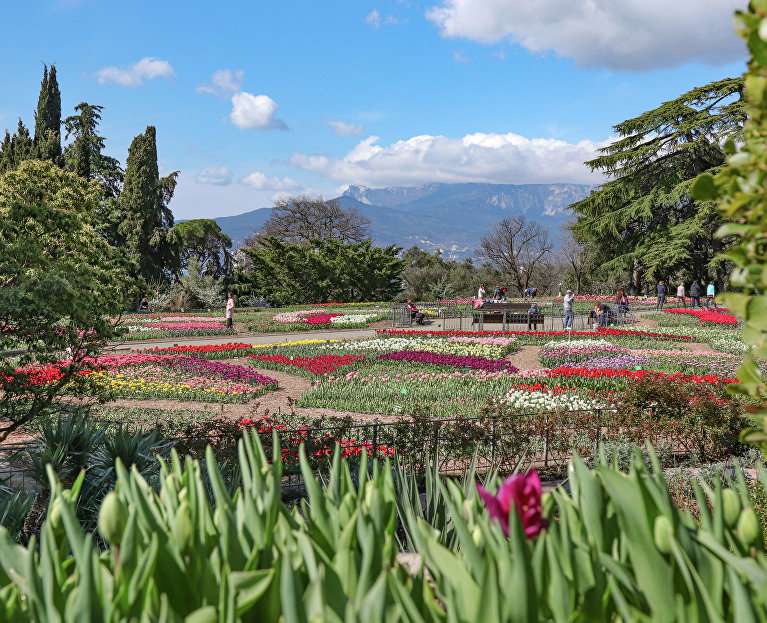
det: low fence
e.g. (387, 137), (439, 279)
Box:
(0, 443), (37, 494)
(392, 301), (639, 331)
(1, 405), (717, 501)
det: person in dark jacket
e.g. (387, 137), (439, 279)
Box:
(690, 280), (702, 308)
(656, 281), (666, 311)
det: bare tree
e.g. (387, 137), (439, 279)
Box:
(557, 224), (587, 294)
(476, 216), (553, 295)
(257, 195), (371, 245)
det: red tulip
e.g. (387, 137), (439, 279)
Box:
(477, 468), (548, 540)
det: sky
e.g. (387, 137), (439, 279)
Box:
(0, 0), (749, 219)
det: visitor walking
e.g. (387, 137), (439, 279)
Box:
(656, 281), (667, 311)
(706, 281), (718, 308)
(563, 289), (575, 329)
(690, 280), (702, 308)
(225, 293), (235, 330)
(477, 283), (486, 300)
(676, 282), (687, 307)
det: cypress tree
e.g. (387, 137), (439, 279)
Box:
(33, 64), (61, 162)
(2, 120), (35, 171)
(119, 126), (179, 283)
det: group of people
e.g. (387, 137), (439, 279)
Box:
(656, 280), (717, 310)
(477, 284), (509, 300)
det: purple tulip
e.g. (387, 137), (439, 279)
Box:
(376, 350), (518, 373)
(476, 468), (548, 540)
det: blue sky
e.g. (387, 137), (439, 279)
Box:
(0, 0), (748, 219)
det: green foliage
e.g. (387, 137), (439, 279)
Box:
(119, 125), (180, 284)
(0, 120), (35, 173)
(572, 77), (744, 290)
(0, 161), (138, 439)
(0, 488), (31, 546)
(693, 2), (767, 458)
(32, 64), (61, 163)
(175, 218), (232, 277)
(398, 246), (504, 301)
(241, 237), (404, 306)
(3, 435), (767, 620)
(63, 102), (123, 199)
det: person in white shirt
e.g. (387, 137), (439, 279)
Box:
(477, 283), (486, 299)
(676, 283), (687, 308)
(563, 290), (575, 329)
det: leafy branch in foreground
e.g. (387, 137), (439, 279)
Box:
(692, 0), (767, 457)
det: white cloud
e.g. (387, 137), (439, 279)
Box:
(366, 8), (402, 28)
(229, 92), (288, 130)
(426, 0), (745, 71)
(328, 120), (364, 136)
(452, 50), (469, 64)
(291, 132), (608, 186)
(197, 166), (233, 185)
(366, 9), (382, 28)
(242, 171), (301, 191)
(93, 57), (176, 87)
(197, 69), (245, 97)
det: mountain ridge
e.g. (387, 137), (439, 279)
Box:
(213, 182), (593, 260)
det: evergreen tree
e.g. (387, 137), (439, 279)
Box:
(63, 102), (123, 198)
(570, 78), (744, 292)
(0, 120), (35, 173)
(118, 126), (180, 283)
(241, 238), (403, 305)
(33, 64), (61, 162)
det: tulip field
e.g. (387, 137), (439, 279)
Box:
(96, 317), (745, 426)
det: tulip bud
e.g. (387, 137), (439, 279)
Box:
(462, 498), (473, 521)
(98, 492), (128, 545)
(737, 508), (762, 547)
(48, 497), (65, 537)
(472, 524), (483, 546)
(173, 502), (193, 552)
(653, 515), (673, 554)
(722, 489), (741, 528)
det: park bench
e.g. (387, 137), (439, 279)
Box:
(472, 302), (544, 329)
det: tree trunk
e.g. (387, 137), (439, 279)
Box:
(23, 487), (50, 541)
(632, 258), (643, 294)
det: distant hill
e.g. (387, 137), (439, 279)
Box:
(215, 182), (593, 260)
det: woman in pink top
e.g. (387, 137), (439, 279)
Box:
(225, 293), (235, 330)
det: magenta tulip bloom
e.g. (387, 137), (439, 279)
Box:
(477, 468), (548, 539)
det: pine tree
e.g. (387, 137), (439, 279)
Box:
(119, 126), (180, 283)
(570, 78), (744, 292)
(33, 64), (61, 162)
(63, 102), (123, 197)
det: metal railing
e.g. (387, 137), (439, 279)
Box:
(0, 404), (707, 501)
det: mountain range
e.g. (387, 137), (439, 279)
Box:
(213, 182), (594, 260)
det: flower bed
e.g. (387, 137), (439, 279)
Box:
(521, 366), (737, 392)
(664, 308), (738, 325)
(141, 339), (340, 359)
(85, 353), (277, 403)
(502, 385), (606, 413)
(239, 416), (395, 467)
(327, 336), (515, 358)
(250, 353), (366, 376)
(376, 328), (694, 343)
(538, 339), (629, 367)
(376, 350), (518, 373)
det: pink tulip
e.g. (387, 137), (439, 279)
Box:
(477, 468), (548, 540)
